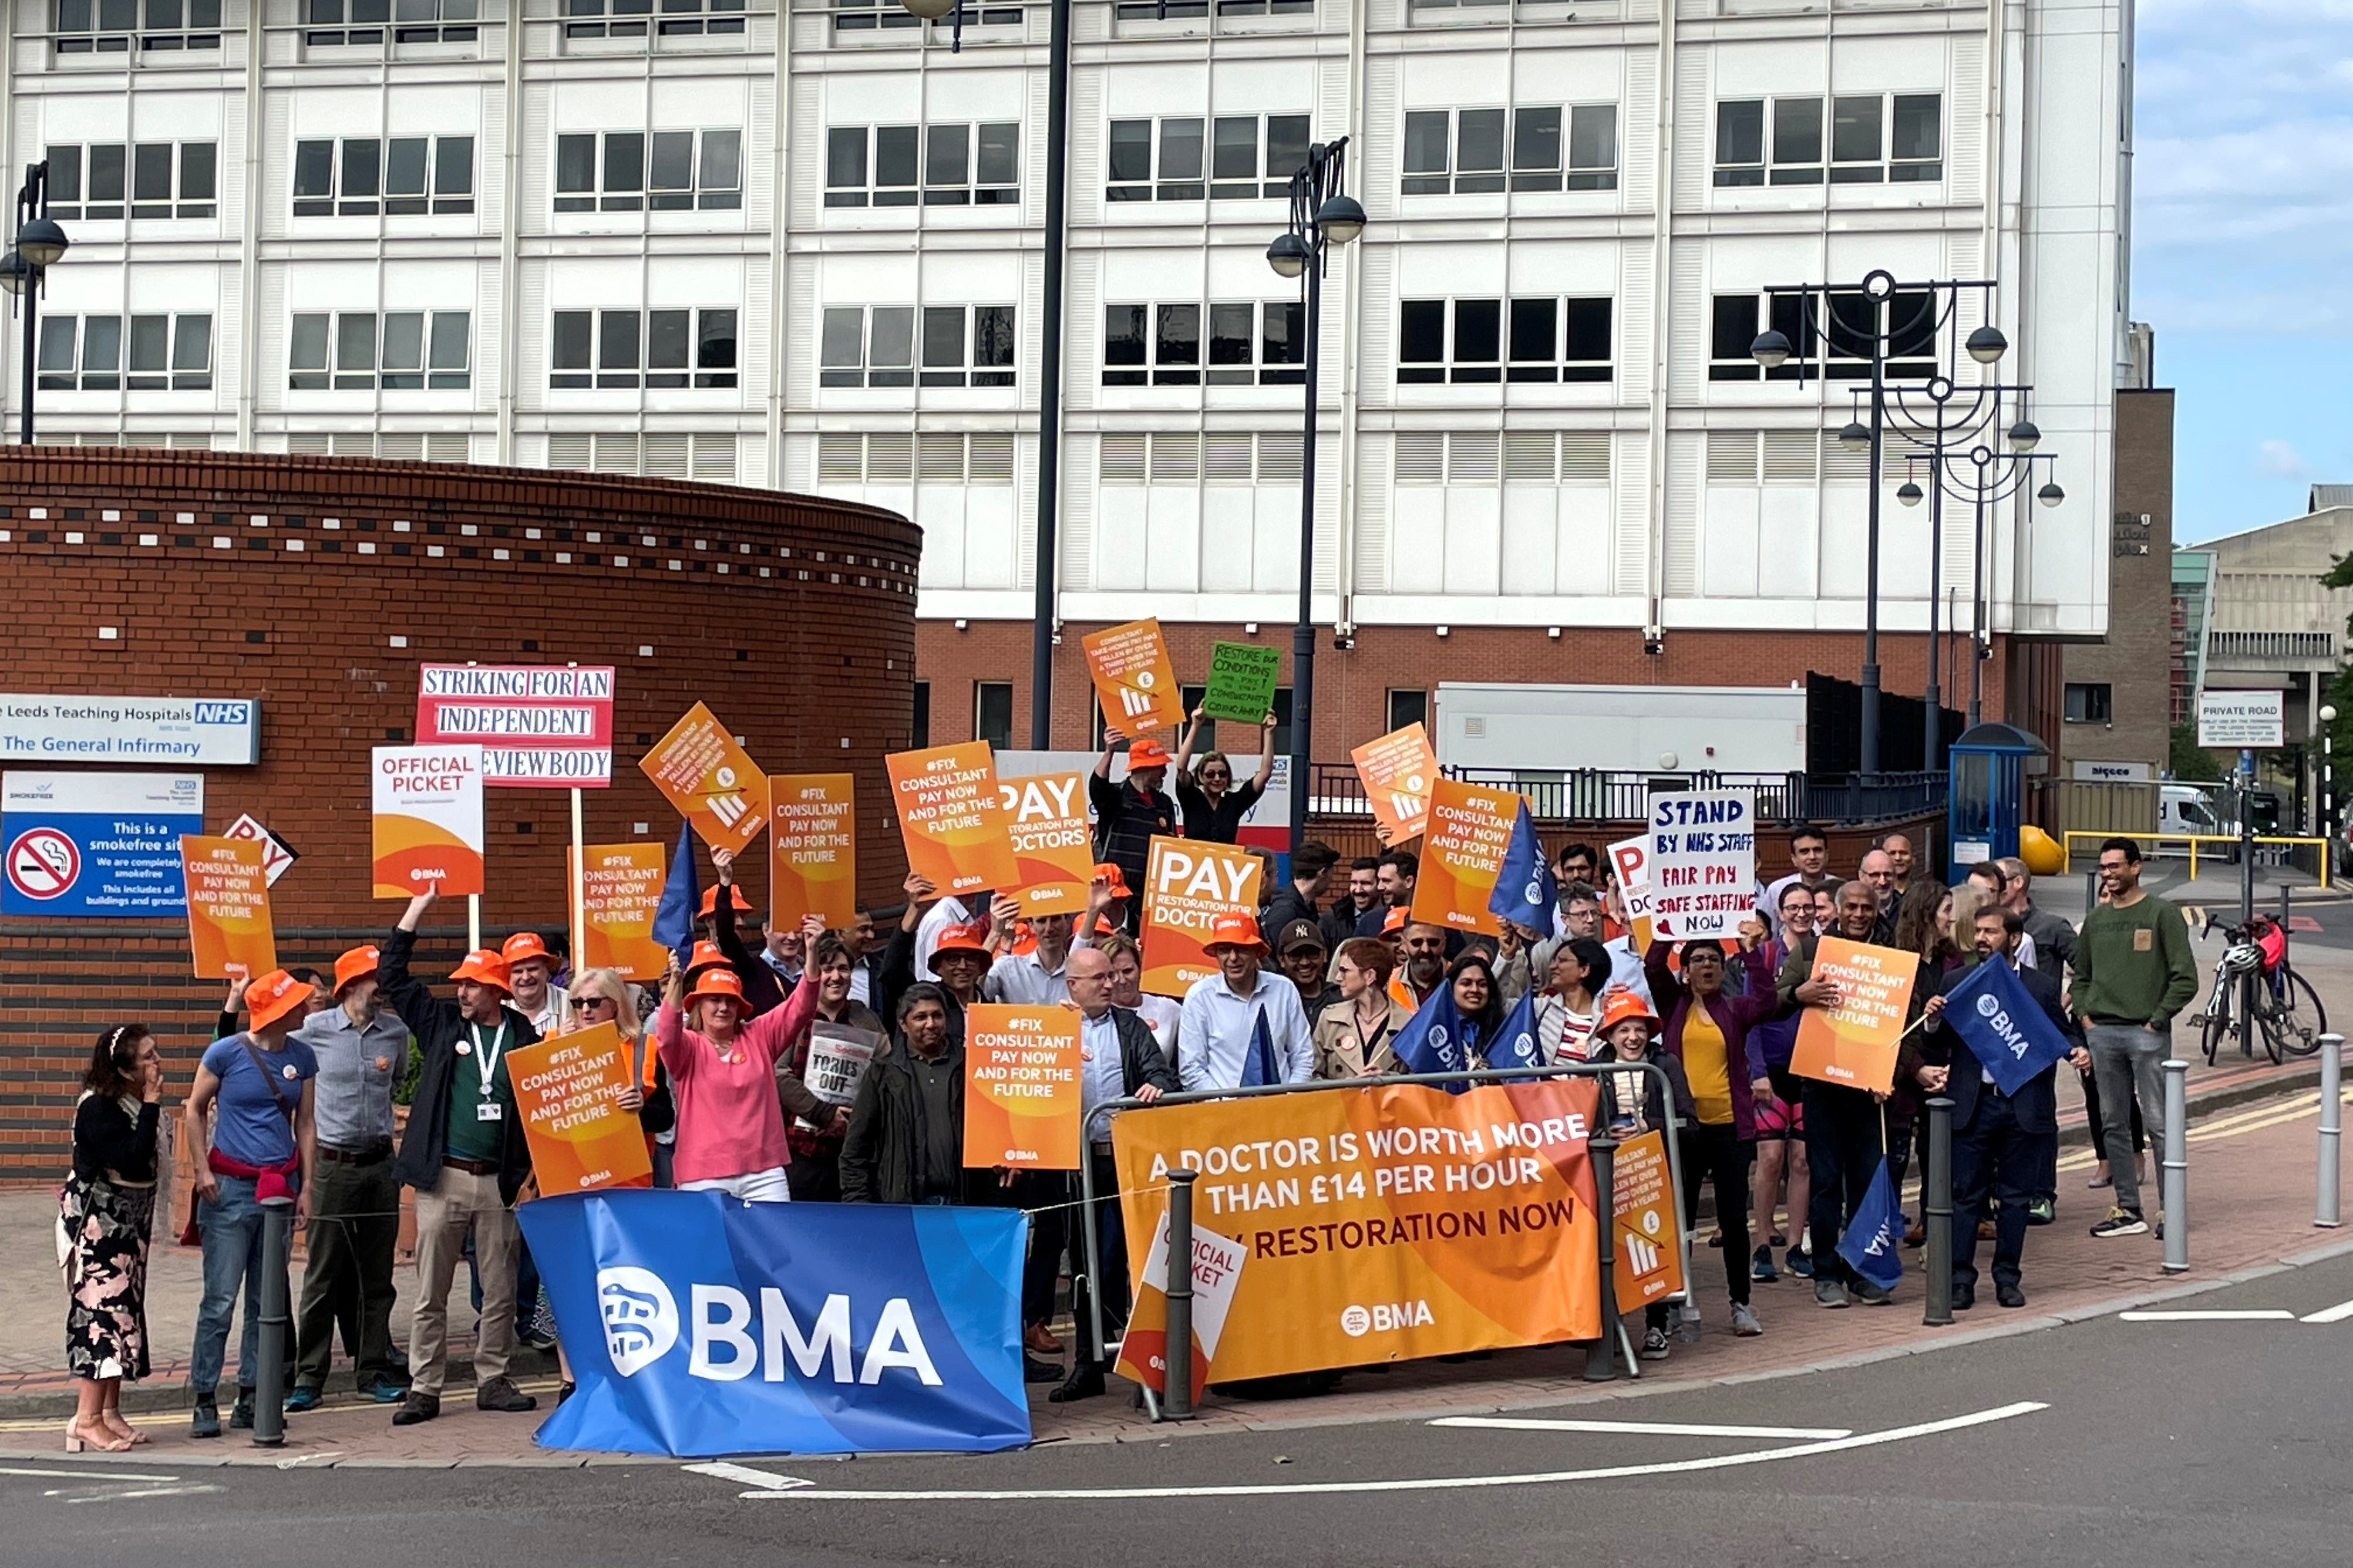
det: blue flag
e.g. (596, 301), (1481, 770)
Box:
(1941, 956), (2073, 1098)
(1240, 1006), (1284, 1087)
(1392, 981), (1470, 1091)
(1836, 1158), (1906, 1293)
(1484, 987), (1544, 1074)
(650, 821), (701, 967)
(1487, 798), (1560, 933)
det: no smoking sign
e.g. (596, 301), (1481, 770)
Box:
(8, 827), (81, 901)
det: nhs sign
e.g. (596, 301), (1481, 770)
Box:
(0, 694), (261, 766)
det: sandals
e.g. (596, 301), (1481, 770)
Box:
(65, 1417), (132, 1454)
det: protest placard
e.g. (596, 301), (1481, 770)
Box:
(803, 1021), (881, 1110)
(1351, 724), (1438, 844)
(1647, 791), (1756, 940)
(886, 742), (1021, 898)
(962, 1004), (1082, 1170)
(637, 703), (770, 854)
(221, 814), (297, 887)
(1607, 834), (1655, 948)
(180, 835), (276, 979)
(1081, 619), (1186, 737)
(1115, 1210), (1248, 1402)
(770, 773), (858, 929)
(415, 663), (615, 788)
(1611, 1128), (1686, 1315)
(506, 1021), (654, 1195)
(573, 842), (669, 981)
(1139, 835), (1263, 997)
(1789, 936), (1919, 1094)
(1199, 642), (1281, 725)
(371, 744), (484, 898)
(998, 770), (1092, 916)
(1409, 778), (1519, 937)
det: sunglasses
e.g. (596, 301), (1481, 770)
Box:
(577, 995), (618, 1011)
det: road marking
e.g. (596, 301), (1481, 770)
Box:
(684, 1461), (813, 1491)
(2300, 1298), (2353, 1324)
(0, 1466), (181, 1482)
(1428, 1417), (1853, 1440)
(731, 1401), (2047, 1501)
(2118, 1310), (2298, 1321)
(59, 1483), (223, 1503)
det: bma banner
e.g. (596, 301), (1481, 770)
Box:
(520, 1192), (1032, 1457)
(1111, 1078), (1604, 1382)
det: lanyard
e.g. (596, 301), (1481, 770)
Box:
(468, 1021), (509, 1100)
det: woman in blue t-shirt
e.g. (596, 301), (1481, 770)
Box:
(180, 969), (319, 1439)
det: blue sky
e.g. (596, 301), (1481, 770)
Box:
(2137, 2), (2353, 544)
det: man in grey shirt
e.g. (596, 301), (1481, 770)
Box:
(287, 946), (413, 1407)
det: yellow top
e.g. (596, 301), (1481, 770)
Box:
(1682, 1005), (1734, 1127)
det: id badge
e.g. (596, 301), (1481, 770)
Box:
(476, 1101), (504, 1122)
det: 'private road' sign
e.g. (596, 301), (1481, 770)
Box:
(0, 695), (260, 766)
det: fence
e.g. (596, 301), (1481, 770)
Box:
(2059, 830), (2334, 888)
(1308, 763), (1946, 831)
(2042, 780), (2159, 839)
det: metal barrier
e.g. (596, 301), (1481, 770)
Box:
(253, 1195), (294, 1448)
(2320, 1034), (2344, 1231)
(1078, 1060), (1689, 1417)
(2060, 830), (2334, 889)
(1921, 1097), (1955, 1327)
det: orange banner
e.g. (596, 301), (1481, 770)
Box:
(1112, 1078), (1604, 1382)
(180, 835), (277, 980)
(1611, 1129), (1686, 1315)
(1351, 724), (1438, 845)
(1139, 835), (1263, 998)
(573, 842), (669, 983)
(885, 741), (1021, 899)
(998, 770), (1092, 918)
(638, 703), (771, 854)
(1081, 618), (1186, 737)
(507, 1021), (655, 1196)
(1409, 778), (1519, 938)
(1788, 935), (1918, 1095)
(771, 773), (859, 930)
(962, 1004), (1083, 1171)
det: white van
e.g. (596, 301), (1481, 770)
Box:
(2159, 784), (2223, 848)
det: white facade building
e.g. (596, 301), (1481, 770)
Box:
(1, 0), (2126, 644)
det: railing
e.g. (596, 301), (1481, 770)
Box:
(2060, 830), (2334, 889)
(1308, 763), (1945, 829)
(2207, 630), (2337, 663)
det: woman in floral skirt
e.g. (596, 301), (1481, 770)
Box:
(62, 1024), (166, 1451)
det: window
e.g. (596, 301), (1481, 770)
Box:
(550, 308), (736, 389)
(2064, 683), (2112, 725)
(1717, 93), (1939, 187)
(1889, 95), (1943, 181)
(1106, 117), (1209, 201)
(1707, 290), (1934, 383)
(914, 304), (1017, 387)
(835, 0), (1014, 30)
(1116, 0), (1314, 16)
(1105, 301), (1293, 387)
(920, 123), (1019, 205)
(1386, 688), (1429, 734)
(564, 0), (743, 38)
(1205, 300), (1304, 385)
(294, 137), (474, 216)
(820, 305), (915, 387)
(550, 129), (738, 213)
(53, 0), (220, 53)
(825, 124), (1014, 208)
(1400, 105), (1614, 196)
(1715, 97), (1830, 186)
(1209, 113), (1311, 198)
(289, 311), (469, 390)
(1400, 296), (1612, 385)
(46, 143), (213, 220)
(36, 313), (211, 390)
(974, 683), (1014, 751)
(305, 0), (479, 45)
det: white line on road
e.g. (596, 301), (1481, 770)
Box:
(2300, 1299), (2353, 1324)
(60, 1484), (223, 1503)
(0, 1466), (181, 1482)
(2118, 1310), (2298, 1321)
(1428, 1417), (1853, 1440)
(684, 1462), (814, 1491)
(731, 1401), (2047, 1501)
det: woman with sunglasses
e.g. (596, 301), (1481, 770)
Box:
(1171, 706), (1278, 845)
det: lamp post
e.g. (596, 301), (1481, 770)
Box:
(1266, 138), (1362, 855)
(2322, 704), (2338, 874)
(1750, 272), (2001, 778)
(1923, 404), (2064, 729)
(898, 0), (1068, 748)
(2, 161), (72, 446)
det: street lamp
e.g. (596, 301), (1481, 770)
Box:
(1265, 137), (1359, 855)
(2321, 704), (2337, 854)
(1924, 404), (2063, 729)
(2, 161), (70, 446)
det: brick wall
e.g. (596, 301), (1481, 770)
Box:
(2059, 389), (2175, 777)
(0, 449), (918, 1177)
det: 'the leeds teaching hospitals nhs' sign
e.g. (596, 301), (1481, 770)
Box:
(0, 695), (261, 766)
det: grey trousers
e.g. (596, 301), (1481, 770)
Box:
(2086, 1023), (2169, 1215)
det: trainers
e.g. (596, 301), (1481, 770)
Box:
(475, 1375), (538, 1413)
(1730, 1302), (1763, 1337)
(1751, 1245), (1779, 1283)
(1638, 1326), (1671, 1360)
(189, 1394), (222, 1439)
(357, 1374), (410, 1404)
(283, 1385), (322, 1414)
(391, 1391), (440, 1427)
(2026, 1198), (2056, 1228)
(1814, 1278), (1850, 1309)
(2091, 1207), (2148, 1238)
(1675, 1301), (1702, 1344)
(1852, 1279), (1894, 1307)
(1787, 1247), (1816, 1279)
(228, 1388), (256, 1429)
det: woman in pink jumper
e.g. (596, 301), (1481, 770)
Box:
(657, 913), (832, 1202)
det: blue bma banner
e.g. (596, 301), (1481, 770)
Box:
(518, 1191), (1032, 1457)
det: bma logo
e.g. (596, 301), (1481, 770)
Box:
(193, 702), (251, 724)
(1340, 1301), (1434, 1337)
(594, 1269), (944, 1387)
(598, 1266), (679, 1377)
(1974, 992), (2033, 1060)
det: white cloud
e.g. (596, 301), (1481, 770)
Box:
(2257, 439), (2313, 480)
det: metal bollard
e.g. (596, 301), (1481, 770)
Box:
(253, 1195), (294, 1447)
(1163, 1171), (1197, 1421)
(2319, 1034), (2344, 1229)
(1922, 1097), (1955, 1327)
(1584, 1130), (1621, 1382)
(2162, 1059), (2190, 1273)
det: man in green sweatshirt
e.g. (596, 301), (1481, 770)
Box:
(2068, 837), (2198, 1237)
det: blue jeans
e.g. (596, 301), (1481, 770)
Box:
(190, 1173), (301, 1398)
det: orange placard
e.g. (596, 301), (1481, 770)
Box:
(573, 843), (669, 982)
(1352, 724), (1438, 845)
(1116, 1207), (1248, 1402)
(1606, 835), (1656, 952)
(1081, 618), (1186, 738)
(885, 741), (1021, 899)
(962, 1004), (1083, 1171)
(1409, 778), (1519, 938)
(1112, 1077), (1604, 1382)
(1611, 1129), (1686, 1315)
(371, 745), (486, 898)
(771, 773), (859, 930)
(506, 1021), (655, 1196)
(1139, 835), (1263, 997)
(1788, 935), (1918, 1095)
(180, 835), (277, 980)
(998, 770), (1092, 917)
(637, 703), (771, 854)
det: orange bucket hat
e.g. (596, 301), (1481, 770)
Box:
(245, 968), (312, 1031)
(685, 967), (746, 1008)
(1126, 739), (1172, 770)
(449, 949), (512, 993)
(928, 921), (995, 970)
(1596, 989), (1659, 1039)
(685, 940), (729, 975)
(1204, 911), (1269, 955)
(500, 932), (551, 965)
(331, 945), (381, 996)
(1091, 862), (1133, 898)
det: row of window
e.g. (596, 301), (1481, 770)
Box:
(1108, 114), (1312, 201)
(290, 312), (472, 389)
(1103, 302), (1304, 386)
(825, 124), (1021, 208)
(556, 130), (742, 212)
(53, 0), (219, 51)
(1706, 291), (1938, 381)
(36, 313), (212, 390)
(304, 0), (479, 46)
(294, 137), (476, 215)
(1714, 93), (1942, 186)
(819, 305), (1016, 388)
(43, 143), (216, 221)
(1402, 106), (1618, 194)
(1399, 296), (1614, 383)
(550, 308), (740, 388)
(563, 0), (744, 40)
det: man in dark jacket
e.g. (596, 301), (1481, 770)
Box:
(379, 886), (540, 1427)
(1918, 903), (2088, 1310)
(1052, 944), (1180, 1403)
(840, 984), (975, 1206)
(1260, 841), (1336, 947)
(1089, 737), (1179, 930)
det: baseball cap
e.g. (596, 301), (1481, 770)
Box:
(1277, 918), (1328, 955)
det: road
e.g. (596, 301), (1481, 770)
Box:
(13, 1251), (2353, 1568)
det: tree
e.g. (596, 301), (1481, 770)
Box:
(2170, 723), (2223, 783)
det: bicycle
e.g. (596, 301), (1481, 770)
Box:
(2194, 913), (2327, 1065)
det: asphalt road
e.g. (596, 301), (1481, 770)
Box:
(14, 1252), (2353, 1568)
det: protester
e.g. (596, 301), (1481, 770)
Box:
(1760, 828), (1837, 936)
(699, 852), (793, 1017)
(1750, 884), (1816, 1280)
(1178, 912), (1315, 1088)
(1276, 919), (1342, 1016)
(841, 906), (883, 1005)
(381, 888), (538, 1425)
(1586, 992), (1698, 1360)
(1391, 920), (1450, 1010)
(1878, 833), (1917, 898)
(1919, 905), (2086, 1308)
(1355, 849), (1420, 938)
(1859, 850), (1899, 935)
(656, 913), (830, 1202)
(1089, 862), (1134, 933)
(1097, 933), (1183, 1067)
(1090, 736), (1180, 923)
(63, 1024), (164, 1452)
(1313, 938), (1412, 1078)
(1048, 946), (1179, 1402)
(1998, 855), (2079, 979)
(2069, 837), (2197, 1238)
(778, 933), (884, 1202)
(983, 896), (1079, 1006)
(1173, 707), (1276, 843)
(840, 984), (976, 1204)
(285, 946), (412, 1410)
(1324, 855), (1381, 952)
(567, 966), (673, 1175)
(1531, 936), (1610, 1064)
(1889, 879), (1964, 1232)
(912, 882), (976, 978)
(1262, 840), (1337, 945)
(501, 932), (571, 1034)
(1556, 842), (1601, 892)
(1378, 904), (1408, 967)
(1540, 883), (1653, 1008)
(182, 968), (318, 1438)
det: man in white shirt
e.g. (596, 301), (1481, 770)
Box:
(1177, 912), (1315, 1090)
(500, 932), (570, 1034)
(1536, 885), (1652, 1010)
(982, 898), (1080, 1006)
